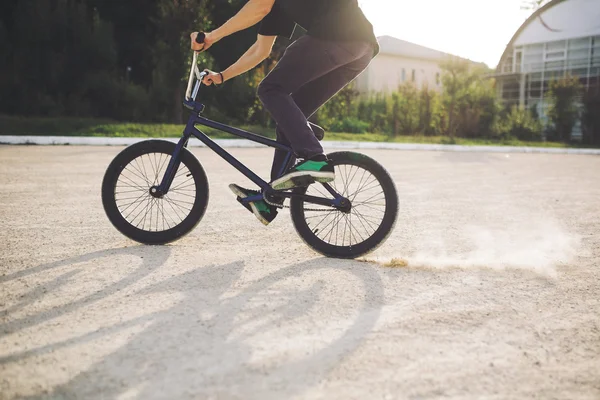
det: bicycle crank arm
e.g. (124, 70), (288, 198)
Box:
(260, 189), (352, 212)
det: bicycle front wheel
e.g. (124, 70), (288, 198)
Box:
(290, 151), (398, 259)
(101, 139), (209, 245)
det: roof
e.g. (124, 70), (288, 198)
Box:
(514, 0), (600, 46)
(496, 0), (570, 72)
(376, 35), (455, 61)
(377, 35), (488, 67)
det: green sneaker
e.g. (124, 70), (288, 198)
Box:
(229, 184), (279, 226)
(270, 156), (334, 191)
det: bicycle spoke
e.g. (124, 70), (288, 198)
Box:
(299, 159), (390, 250)
(164, 196), (191, 217)
(352, 208), (380, 232)
(308, 210), (336, 233)
(118, 173), (149, 192)
(341, 213), (348, 246)
(352, 208), (372, 239)
(349, 175), (377, 201)
(151, 153), (161, 185)
(147, 197), (153, 231)
(121, 192), (151, 216)
(313, 212), (339, 239)
(115, 151), (196, 233)
(348, 213), (364, 243)
(123, 165), (151, 187)
(156, 155), (170, 184)
(132, 197), (153, 229)
(164, 196), (186, 222)
(169, 190), (196, 199)
(355, 203), (386, 213)
(146, 154), (157, 187)
(170, 179), (194, 191)
(139, 156), (152, 185)
(346, 165), (361, 192)
(351, 180), (380, 201)
(116, 188), (147, 195)
(357, 190), (385, 205)
(129, 159), (152, 187)
(173, 167), (190, 181)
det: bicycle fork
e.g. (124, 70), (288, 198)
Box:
(151, 130), (193, 198)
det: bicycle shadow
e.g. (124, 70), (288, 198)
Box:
(1, 246), (171, 335)
(7, 256), (384, 399)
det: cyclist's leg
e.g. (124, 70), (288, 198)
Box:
(269, 47), (374, 181)
(259, 36), (373, 167)
(270, 127), (293, 181)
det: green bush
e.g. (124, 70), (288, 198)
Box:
(329, 117), (370, 133)
(582, 90), (600, 146)
(547, 75), (583, 142)
(495, 105), (543, 141)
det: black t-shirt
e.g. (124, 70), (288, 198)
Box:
(258, 0), (379, 56)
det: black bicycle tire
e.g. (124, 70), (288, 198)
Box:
(290, 151), (398, 259)
(101, 140), (209, 245)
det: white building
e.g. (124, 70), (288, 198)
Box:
(355, 36), (482, 95)
(494, 0), (600, 136)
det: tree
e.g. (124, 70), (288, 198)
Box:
(418, 84), (443, 136)
(547, 75), (582, 142)
(520, 0), (552, 10)
(393, 83), (419, 135)
(496, 105), (543, 141)
(439, 57), (496, 138)
(0, 0), (277, 124)
(581, 89), (600, 146)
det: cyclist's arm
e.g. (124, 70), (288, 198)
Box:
(221, 35), (276, 82)
(212, 0), (275, 42)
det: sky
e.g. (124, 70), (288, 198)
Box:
(358, 0), (534, 68)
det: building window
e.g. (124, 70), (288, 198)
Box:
(436, 72), (440, 85)
(401, 68), (406, 82)
(411, 69), (415, 82)
(545, 51), (566, 61)
(515, 51), (522, 72)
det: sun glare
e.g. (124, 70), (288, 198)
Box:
(358, 0), (532, 68)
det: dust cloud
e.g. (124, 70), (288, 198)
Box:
(372, 219), (580, 277)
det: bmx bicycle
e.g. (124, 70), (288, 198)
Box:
(101, 49), (398, 259)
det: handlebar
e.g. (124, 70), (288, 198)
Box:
(185, 54), (208, 102)
(185, 32), (209, 102)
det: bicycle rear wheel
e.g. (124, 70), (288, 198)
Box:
(101, 140), (209, 244)
(290, 151), (398, 259)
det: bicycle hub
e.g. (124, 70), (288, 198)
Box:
(149, 186), (164, 198)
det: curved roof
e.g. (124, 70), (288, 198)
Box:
(496, 0), (600, 71)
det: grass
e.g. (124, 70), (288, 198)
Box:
(0, 115), (593, 149)
(0, 115), (258, 139)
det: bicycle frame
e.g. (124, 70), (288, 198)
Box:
(155, 54), (348, 210)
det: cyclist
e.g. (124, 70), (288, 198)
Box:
(191, 0), (379, 225)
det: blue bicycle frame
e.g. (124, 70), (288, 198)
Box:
(154, 85), (348, 210)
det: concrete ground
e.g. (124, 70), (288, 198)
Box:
(1, 145), (599, 399)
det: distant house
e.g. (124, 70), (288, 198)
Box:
(355, 35), (485, 95)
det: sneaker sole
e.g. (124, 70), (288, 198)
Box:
(271, 171), (334, 191)
(229, 184), (270, 226)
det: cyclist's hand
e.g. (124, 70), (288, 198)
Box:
(202, 69), (224, 86)
(190, 31), (216, 52)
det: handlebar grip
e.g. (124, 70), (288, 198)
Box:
(195, 32), (206, 44)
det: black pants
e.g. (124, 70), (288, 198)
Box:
(257, 35), (375, 181)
